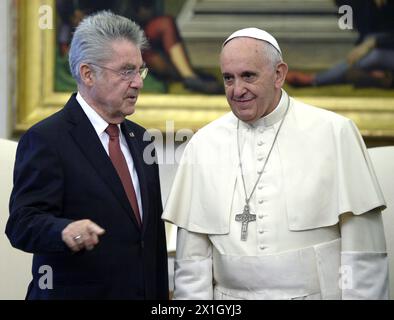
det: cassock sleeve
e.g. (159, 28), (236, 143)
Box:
(173, 228), (213, 299)
(339, 209), (389, 299)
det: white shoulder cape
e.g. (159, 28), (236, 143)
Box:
(162, 96), (386, 234)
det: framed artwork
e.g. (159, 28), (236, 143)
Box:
(16, 0), (394, 143)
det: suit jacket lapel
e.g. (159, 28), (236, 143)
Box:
(63, 95), (140, 229)
(121, 121), (150, 234)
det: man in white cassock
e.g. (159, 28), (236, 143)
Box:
(162, 28), (389, 300)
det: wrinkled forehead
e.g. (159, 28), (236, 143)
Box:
(220, 37), (266, 60)
(107, 39), (143, 63)
(220, 39), (271, 74)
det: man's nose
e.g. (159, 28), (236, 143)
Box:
(232, 79), (246, 97)
(130, 73), (143, 89)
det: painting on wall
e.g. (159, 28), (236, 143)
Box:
(54, 0), (222, 95)
(16, 0), (394, 143)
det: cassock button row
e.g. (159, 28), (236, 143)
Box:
(257, 141), (264, 146)
(257, 170), (263, 174)
(258, 199), (264, 204)
(258, 156), (264, 161)
(259, 245), (266, 250)
(258, 229), (264, 234)
(258, 184), (263, 190)
(259, 128), (264, 133)
(258, 214), (264, 219)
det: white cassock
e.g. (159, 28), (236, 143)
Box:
(162, 90), (389, 300)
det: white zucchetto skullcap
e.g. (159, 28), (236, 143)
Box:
(223, 27), (282, 55)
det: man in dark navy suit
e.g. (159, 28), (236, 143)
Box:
(6, 11), (168, 300)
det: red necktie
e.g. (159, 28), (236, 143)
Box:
(106, 124), (141, 226)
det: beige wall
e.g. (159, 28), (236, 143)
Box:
(0, 139), (32, 300)
(0, 0), (11, 139)
(369, 147), (394, 299)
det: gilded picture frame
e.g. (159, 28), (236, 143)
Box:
(17, 0), (394, 144)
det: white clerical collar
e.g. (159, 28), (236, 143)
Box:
(239, 89), (288, 129)
(76, 92), (116, 136)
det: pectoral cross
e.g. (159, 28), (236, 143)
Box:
(235, 205), (256, 241)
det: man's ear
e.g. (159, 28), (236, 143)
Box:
(79, 63), (95, 87)
(275, 62), (288, 89)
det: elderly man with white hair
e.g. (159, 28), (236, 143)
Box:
(7, 11), (168, 300)
(163, 28), (389, 300)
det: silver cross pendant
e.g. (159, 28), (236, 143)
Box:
(235, 205), (256, 241)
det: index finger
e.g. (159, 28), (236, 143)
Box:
(86, 222), (105, 236)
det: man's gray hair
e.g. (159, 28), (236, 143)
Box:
(260, 41), (283, 69)
(69, 10), (148, 83)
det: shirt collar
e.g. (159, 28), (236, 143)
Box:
(76, 92), (114, 136)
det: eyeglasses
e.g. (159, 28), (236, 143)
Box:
(89, 63), (149, 81)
